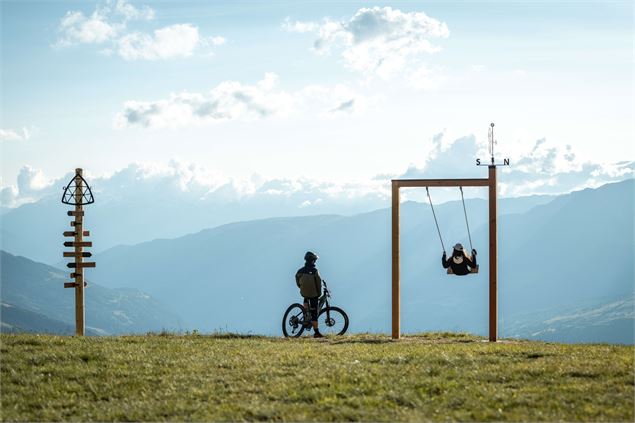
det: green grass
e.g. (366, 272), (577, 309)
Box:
(1, 332), (633, 422)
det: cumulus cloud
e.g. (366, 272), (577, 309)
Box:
(57, 10), (118, 45)
(114, 73), (293, 128)
(398, 132), (635, 198)
(114, 0), (154, 21)
(0, 127), (32, 142)
(118, 24), (200, 60)
(114, 74), (371, 128)
(284, 7), (449, 81)
(0, 161), (389, 219)
(0, 166), (58, 207)
(55, 0), (224, 60)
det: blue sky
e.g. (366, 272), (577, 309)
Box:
(1, 0), (633, 209)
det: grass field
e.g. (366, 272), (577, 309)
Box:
(1, 332), (633, 422)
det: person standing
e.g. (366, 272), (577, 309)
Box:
(295, 251), (323, 338)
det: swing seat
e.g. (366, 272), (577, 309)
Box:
(447, 265), (479, 275)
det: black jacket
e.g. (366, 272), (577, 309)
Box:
(295, 263), (322, 298)
(442, 252), (477, 276)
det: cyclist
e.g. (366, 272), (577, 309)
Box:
(295, 251), (324, 338)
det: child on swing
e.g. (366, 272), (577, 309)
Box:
(442, 243), (477, 276)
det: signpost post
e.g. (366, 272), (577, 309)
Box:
(62, 168), (95, 336)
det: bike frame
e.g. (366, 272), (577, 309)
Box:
(305, 282), (331, 322)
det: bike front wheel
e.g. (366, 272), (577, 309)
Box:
(318, 306), (349, 336)
(282, 303), (307, 338)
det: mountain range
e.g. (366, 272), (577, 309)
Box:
(83, 179), (633, 340)
(1, 179), (633, 343)
(0, 251), (182, 335)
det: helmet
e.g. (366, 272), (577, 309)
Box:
(453, 243), (464, 252)
(304, 251), (319, 262)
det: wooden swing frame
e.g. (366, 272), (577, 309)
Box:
(391, 166), (498, 341)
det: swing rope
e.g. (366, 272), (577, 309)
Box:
(459, 187), (473, 252)
(426, 187), (445, 252)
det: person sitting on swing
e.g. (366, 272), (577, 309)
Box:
(442, 243), (477, 276)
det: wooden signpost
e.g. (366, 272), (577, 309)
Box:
(391, 124), (509, 342)
(61, 168), (95, 336)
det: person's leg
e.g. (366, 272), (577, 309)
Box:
(309, 297), (322, 337)
(302, 298), (310, 327)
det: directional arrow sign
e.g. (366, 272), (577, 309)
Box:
(67, 262), (96, 269)
(63, 241), (92, 247)
(64, 282), (88, 288)
(63, 252), (92, 258)
(67, 210), (85, 217)
(63, 231), (90, 237)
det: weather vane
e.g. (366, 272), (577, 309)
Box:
(476, 123), (510, 167)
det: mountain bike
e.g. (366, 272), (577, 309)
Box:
(282, 280), (349, 337)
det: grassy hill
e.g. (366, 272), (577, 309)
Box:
(1, 333), (632, 422)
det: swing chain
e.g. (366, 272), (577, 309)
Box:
(426, 187), (445, 253)
(459, 187), (474, 253)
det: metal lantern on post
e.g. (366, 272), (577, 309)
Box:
(61, 168), (95, 336)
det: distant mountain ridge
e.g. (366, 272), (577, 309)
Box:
(0, 251), (182, 335)
(0, 186), (556, 264)
(86, 180), (634, 343)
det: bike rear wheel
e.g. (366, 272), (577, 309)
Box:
(318, 306), (349, 336)
(282, 303), (307, 337)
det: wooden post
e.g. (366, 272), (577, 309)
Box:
(391, 181), (400, 339)
(488, 165), (498, 342)
(74, 168), (85, 336)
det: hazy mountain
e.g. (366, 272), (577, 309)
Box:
(1, 302), (94, 335)
(87, 180), (633, 342)
(0, 184), (555, 265)
(504, 296), (634, 344)
(0, 251), (182, 334)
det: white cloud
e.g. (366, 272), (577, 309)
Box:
(398, 132), (635, 198)
(55, 1), (224, 60)
(284, 7), (449, 81)
(16, 166), (51, 195)
(0, 161), (389, 218)
(209, 36), (226, 46)
(118, 24), (200, 60)
(114, 0), (154, 21)
(56, 10), (119, 46)
(114, 73), (294, 128)
(114, 74), (371, 128)
(0, 127), (32, 142)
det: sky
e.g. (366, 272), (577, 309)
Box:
(1, 0), (634, 210)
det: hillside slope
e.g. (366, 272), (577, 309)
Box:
(1, 333), (632, 422)
(0, 251), (182, 334)
(1, 302), (87, 335)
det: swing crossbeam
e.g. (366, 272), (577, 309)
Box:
(391, 168), (498, 342)
(392, 178), (489, 188)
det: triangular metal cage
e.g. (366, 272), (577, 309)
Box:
(62, 173), (95, 205)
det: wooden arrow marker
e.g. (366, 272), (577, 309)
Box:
(63, 231), (90, 237)
(67, 262), (96, 269)
(63, 241), (92, 248)
(64, 282), (88, 288)
(63, 252), (92, 258)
